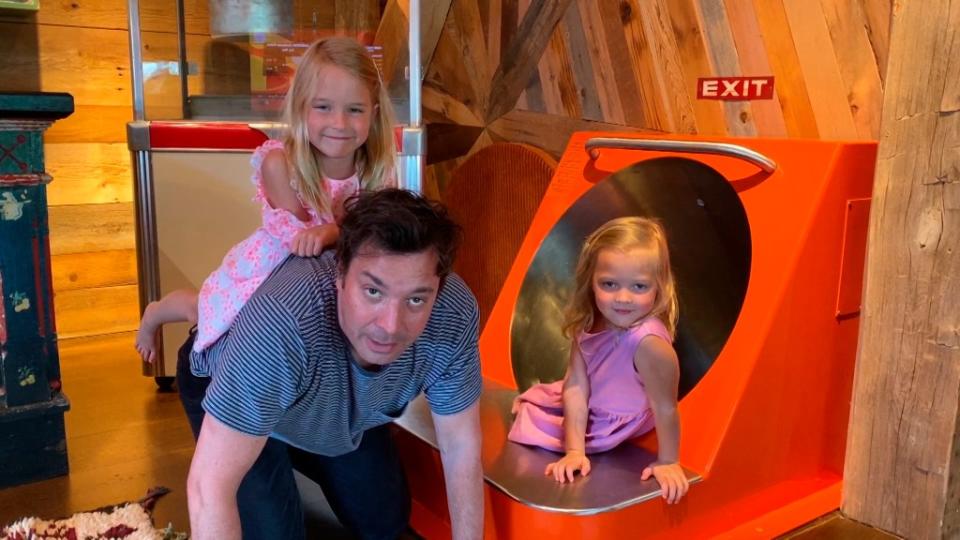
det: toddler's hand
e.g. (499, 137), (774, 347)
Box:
(641, 461), (689, 504)
(545, 451), (591, 483)
(291, 225), (332, 257)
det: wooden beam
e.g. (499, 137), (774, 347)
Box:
(425, 123), (483, 165)
(842, 2), (960, 538)
(484, 0), (574, 124)
(374, 0), (453, 97)
(487, 109), (656, 159)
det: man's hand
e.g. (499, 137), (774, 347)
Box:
(641, 461), (689, 504)
(545, 451), (592, 483)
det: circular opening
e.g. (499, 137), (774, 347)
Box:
(510, 157), (751, 398)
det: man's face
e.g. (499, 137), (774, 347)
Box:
(337, 244), (441, 369)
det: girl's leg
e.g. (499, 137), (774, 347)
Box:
(135, 288), (198, 363)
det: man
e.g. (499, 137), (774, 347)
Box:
(178, 189), (483, 539)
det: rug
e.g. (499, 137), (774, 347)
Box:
(0, 487), (187, 540)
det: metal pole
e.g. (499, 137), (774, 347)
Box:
(176, 0), (190, 119)
(399, 0), (425, 193)
(409, 0), (421, 128)
(127, 0), (145, 121)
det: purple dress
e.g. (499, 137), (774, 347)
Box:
(507, 318), (673, 453)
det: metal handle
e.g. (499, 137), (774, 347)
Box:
(585, 137), (777, 173)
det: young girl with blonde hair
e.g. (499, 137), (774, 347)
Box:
(136, 36), (396, 361)
(509, 216), (689, 504)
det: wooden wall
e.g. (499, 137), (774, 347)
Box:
(0, 0), (892, 339)
(0, 1), (209, 340)
(375, 0), (892, 195)
(0, 1), (384, 341)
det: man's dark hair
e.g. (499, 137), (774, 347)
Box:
(337, 188), (462, 278)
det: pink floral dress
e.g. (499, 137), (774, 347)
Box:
(193, 140), (359, 352)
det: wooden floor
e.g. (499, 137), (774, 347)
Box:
(0, 332), (903, 539)
(0, 332), (194, 532)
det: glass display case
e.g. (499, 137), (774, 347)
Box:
(132, 0), (402, 121)
(126, 0), (417, 384)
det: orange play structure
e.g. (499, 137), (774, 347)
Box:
(398, 131), (877, 538)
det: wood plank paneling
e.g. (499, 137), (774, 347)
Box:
(0, 0), (208, 34)
(48, 203), (135, 256)
(488, 110), (654, 159)
(46, 143), (133, 206)
(54, 284), (140, 339)
(426, 12), (488, 122)
(595, 0), (648, 128)
(858, 0), (892, 82)
(335, 0), (381, 37)
(449, 1), (492, 118)
(0, 23), (130, 107)
(820, 0), (884, 139)
(43, 105), (131, 144)
(537, 19), (580, 118)
(485, 0), (574, 123)
(573, 2), (625, 125)
(559, 3), (602, 121)
(666, 0), (727, 135)
(376, 0), (452, 95)
(751, 0), (820, 138)
(724, 0), (788, 137)
(51, 250), (138, 292)
(697, 0), (757, 136)
(5, 0), (207, 34)
(422, 84), (484, 126)
(630, 0), (697, 133)
(782, 1), (858, 139)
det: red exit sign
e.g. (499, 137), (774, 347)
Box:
(697, 77), (774, 100)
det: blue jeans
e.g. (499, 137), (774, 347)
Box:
(177, 334), (411, 539)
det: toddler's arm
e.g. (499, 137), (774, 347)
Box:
(545, 346), (592, 483)
(634, 336), (689, 504)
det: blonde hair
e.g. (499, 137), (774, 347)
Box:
(563, 217), (679, 339)
(281, 37), (397, 217)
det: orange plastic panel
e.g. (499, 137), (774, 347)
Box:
(405, 132), (877, 538)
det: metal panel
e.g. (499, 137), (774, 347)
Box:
(149, 151), (261, 377)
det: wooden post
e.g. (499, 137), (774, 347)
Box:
(842, 2), (960, 539)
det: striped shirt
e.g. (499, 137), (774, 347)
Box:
(190, 251), (482, 456)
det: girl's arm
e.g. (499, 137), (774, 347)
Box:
(544, 346), (592, 483)
(261, 149), (311, 221)
(261, 149), (337, 256)
(633, 336), (689, 504)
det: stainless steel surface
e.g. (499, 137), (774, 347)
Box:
(511, 158), (751, 398)
(405, 0), (423, 193)
(585, 137), (777, 173)
(398, 127), (425, 193)
(409, 0), (421, 128)
(176, 0), (189, 119)
(127, 0), (145, 121)
(126, 120), (151, 152)
(151, 151), (261, 378)
(395, 378), (701, 514)
(208, 0), (293, 37)
(249, 122), (288, 141)
(131, 146), (161, 377)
